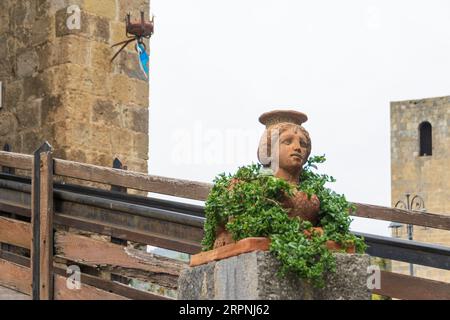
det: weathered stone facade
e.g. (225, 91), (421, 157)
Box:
(390, 96), (450, 282)
(0, 0), (149, 181)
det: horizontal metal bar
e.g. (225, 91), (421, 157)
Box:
(0, 175), (32, 193)
(0, 173), (205, 217)
(353, 231), (450, 270)
(54, 189), (205, 228)
(54, 213), (202, 254)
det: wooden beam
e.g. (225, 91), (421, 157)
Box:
(53, 274), (126, 300)
(0, 249), (30, 267)
(54, 212), (202, 254)
(55, 231), (187, 289)
(54, 158), (212, 201)
(39, 150), (54, 300)
(0, 216), (31, 249)
(373, 271), (450, 300)
(0, 151), (33, 171)
(0, 199), (31, 218)
(352, 202), (450, 231)
(31, 142), (53, 300)
(0, 259), (32, 295)
(53, 267), (170, 300)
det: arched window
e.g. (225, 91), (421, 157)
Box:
(419, 121), (432, 156)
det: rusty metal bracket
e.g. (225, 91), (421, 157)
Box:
(111, 11), (154, 62)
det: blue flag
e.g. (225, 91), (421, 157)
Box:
(136, 43), (149, 80)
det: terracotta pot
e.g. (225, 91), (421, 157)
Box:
(303, 227), (324, 238)
(326, 240), (355, 253)
(281, 190), (321, 225)
(213, 226), (235, 249)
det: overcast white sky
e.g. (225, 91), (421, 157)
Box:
(148, 0), (450, 236)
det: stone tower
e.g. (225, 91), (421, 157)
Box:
(0, 0), (150, 175)
(390, 96), (450, 282)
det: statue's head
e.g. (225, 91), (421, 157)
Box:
(257, 110), (311, 178)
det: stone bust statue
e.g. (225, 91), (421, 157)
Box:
(257, 110), (320, 225)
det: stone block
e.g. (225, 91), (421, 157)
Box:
(11, 1), (36, 29)
(55, 64), (109, 96)
(91, 15), (111, 43)
(0, 12), (9, 34)
(133, 79), (149, 107)
(133, 132), (149, 159)
(90, 42), (112, 72)
(89, 124), (113, 153)
(0, 35), (7, 58)
(111, 128), (134, 155)
(32, 17), (52, 46)
(110, 21), (126, 45)
(91, 99), (121, 127)
(178, 251), (371, 300)
(125, 158), (148, 173)
(16, 50), (39, 78)
(65, 147), (88, 164)
(121, 105), (148, 133)
(86, 150), (113, 167)
(20, 129), (42, 153)
(118, 0), (150, 21)
(84, 0), (117, 20)
(16, 99), (41, 129)
(61, 90), (92, 123)
(41, 94), (64, 124)
(111, 74), (136, 103)
(0, 112), (18, 137)
(45, 0), (84, 16)
(23, 73), (52, 100)
(65, 121), (90, 147)
(0, 58), (14, 81)
(4, 80), (24, 110)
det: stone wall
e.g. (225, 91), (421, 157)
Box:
(0, 0), (150, 182)
(390, 96), (450, 282)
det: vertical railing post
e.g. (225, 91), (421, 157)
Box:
(110, 158), (129, 285)
(31, 142), (54, 300)
(111, 157), (128, 245)
(1, 143), (15, 252)
(2, 143), (15, 175)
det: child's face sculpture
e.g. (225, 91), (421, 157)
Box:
(258, 122), (311, 184)
(277, 126), (309, 174)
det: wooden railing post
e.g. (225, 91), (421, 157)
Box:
(110, 158), (130, 285)
(110, 157), (128, 246)
(1, 144), (15, 175)
(1, 143), (15, 252)
(31, 142), (54, 300)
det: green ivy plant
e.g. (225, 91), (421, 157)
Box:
(202, 155), (366, 287)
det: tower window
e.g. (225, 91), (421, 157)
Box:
(419, 121), (432, 156)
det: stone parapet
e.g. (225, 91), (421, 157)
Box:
(178, 251), (371, 300)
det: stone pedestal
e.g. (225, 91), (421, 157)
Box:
(178, 251), (371, 300)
